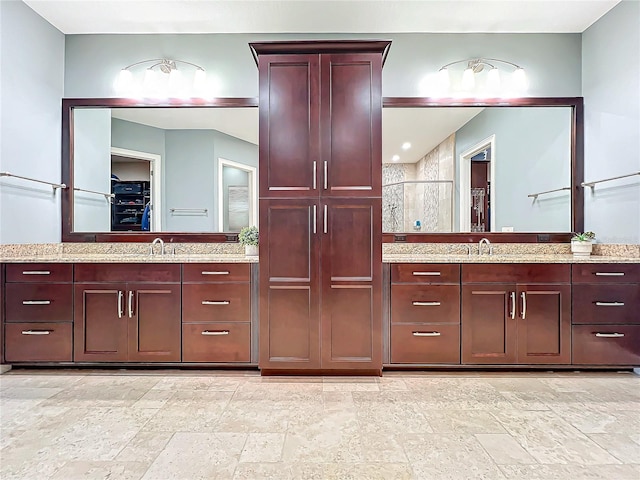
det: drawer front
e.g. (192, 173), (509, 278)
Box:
(183, 263), (250, 283)
(182, 284), (250, 322)
(4, 323), (73, 362)
(391, 264), (460, 284)
(74, 264), (181, 283)
(463, 264), (570, 284)
(391, 324), (460, 364)
(391, 285), (460, 324)
(182, 322), (250, 362)
(572, 325), (640, 365)
(572, 284), (640, 325)
(572, 264), (640, 284)
(5, 284), (73, 322)
(6, 264), (72, 283)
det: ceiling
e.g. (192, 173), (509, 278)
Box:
(24, 0), (619, 34)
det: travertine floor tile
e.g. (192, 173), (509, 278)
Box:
(425, 409), (507, 433)
(499, 463), (640, 480)
(587, 433), (640, 464)
(49, 460), (149, 480)
(475, 433), (537, 465)
(238, 432), (285, 463)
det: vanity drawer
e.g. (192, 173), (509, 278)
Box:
(183, 263), (250, 283)
(391, 264), (460, 284)
(572, 325), (640, 365)
(6, 264), (72, 283)
(182, 283), (250, 322)
(391, 285), (460, 324)
(4, 322), (73, 362)
(74, 264), (181, 283)
(572, 264), (640, 284)
(5, 284), (73, 322)
(182, 322), (250, 362)
(462, 264), (570, 284)
(572, 284), (640, 325)
(391, 324), (460, 364)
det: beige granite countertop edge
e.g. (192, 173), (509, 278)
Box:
(382, 254), (640, 264)
(0, 254), (258, 263)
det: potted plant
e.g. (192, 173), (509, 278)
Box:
(238, 226), (259, 256)
(571, 231), (595, 256)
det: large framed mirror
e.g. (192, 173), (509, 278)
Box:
(62, 98), (258, 242)
(381, 97), (583, 242)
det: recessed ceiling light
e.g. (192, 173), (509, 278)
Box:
(401, 142), (411, 150)
(392, 155), (400, 162)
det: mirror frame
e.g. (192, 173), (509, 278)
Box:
(61, 97), (259, 242)
(381, 96), (584, 243)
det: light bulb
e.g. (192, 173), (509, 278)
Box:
(392, 155), (400, 162)
(487, 67), (501, 92)
(114, 69), (132, 94)
(402, 142), (411, 151)
(193, 69), (207, 95)
(438, 68), (450, 91)
(462, 67), (475, 91)
(513, 68), (528, 92)
(168, 68), (184, 97)
(142, 68), (157, 94)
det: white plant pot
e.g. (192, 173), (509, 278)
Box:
(571, 240), (593, 256)
(244, 245), (259, 256)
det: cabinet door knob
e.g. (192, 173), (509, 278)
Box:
(413, 331), (441, 337)
(412, 301), (441, 306)
(22, 300), (51, 305)
(21, 330), (52, 335)
(595, 332), (625, 338)
(201, 330), (230, 336)
(595, 302), (625, 307)
(201, 301), (230, 305)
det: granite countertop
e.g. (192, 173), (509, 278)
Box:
(0, 253), (259, 263)
(382, 254), (640, 264)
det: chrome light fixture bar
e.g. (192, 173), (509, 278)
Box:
(114, 58), (207, 97)
(438, 58), (528, 93)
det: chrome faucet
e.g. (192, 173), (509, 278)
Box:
(150, 237), (165, 255)
(479, 237), (493, 255)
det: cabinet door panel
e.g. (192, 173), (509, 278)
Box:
(517, 285), (571, 364)
(182, 322), (250, 363)
(259, 54), (319, 195)
(572, 325), (640, 365)
(128, 284), (181, 362)
(572, 264), (640, 284)
(74, 284), (127, 362)
(391, 324), (460, 364)
(572, 284), (640, 324)
(182, 284), (250, 323)
(6, 263), (72, 283)
(5, 323), (73, 362)
(462, 284), (516, 364)
(391, 285), (460, 324)
(5, 284), (73, 322)
(321, 54), (382, 196)
(183, 263), (250, 283)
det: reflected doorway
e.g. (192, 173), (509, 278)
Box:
(217, 158), (257, 232)
(460, 135), (495, 232)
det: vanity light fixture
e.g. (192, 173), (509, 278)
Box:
(114, 58), (208, 97)
(437, 58), (528, 94)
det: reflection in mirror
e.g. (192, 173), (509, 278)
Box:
(72, 107), (258, 233)
(382, 107), (572, 233)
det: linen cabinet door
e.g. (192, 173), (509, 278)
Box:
(258, 54), (320, 197)
(320, 53), (382, 197)
(259, 199), (321, 371)
(320, 198), (382, 372)
(516, 284), (571, 364)
(461, 284), (517, 364)
(127, 283), (181, 362)
(74, 283), (128, 362)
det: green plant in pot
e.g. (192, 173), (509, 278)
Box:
(239, 226), (259, 256)
(571, 231), (595, 256)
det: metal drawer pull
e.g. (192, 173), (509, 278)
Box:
(202, 330), (230, 336)
(128, 291), (134, 318)
(21, 330), (52, 335)
(324, 204), (328, 234)
(22, 271), (51, 275)
(595, 302), (625, 307)
(201, 271), (230, 275)
(313, 205), (317, 234)
(521, 292), (527, 320)
(595, 272), (625, 276)
(412, 301), (441, 306)
(595, 332), (625, 338)
(312, 161), (317, 189)
(202, 301), (230, 305)
(117, 291), (124, 318)
(510, 292), (516, 319)
(324, 161), (328, 189)
(413, 331), (441, 337)
(22, 300), (51, 305)
(412, 272), (441, 276)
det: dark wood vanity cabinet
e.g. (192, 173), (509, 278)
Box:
(74, 264), (181, 362)
(390, 264), (461, 364)
(571, 264), (640, 365)
(182, 264), (251, 363)
(461, 264), (571, 365)
(3, 264), (73, 362)
(254, 41), (389, 373)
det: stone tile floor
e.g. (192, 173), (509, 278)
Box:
(1, 369), (639, 479)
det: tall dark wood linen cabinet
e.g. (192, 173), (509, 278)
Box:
(251, 41), (390, 374)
